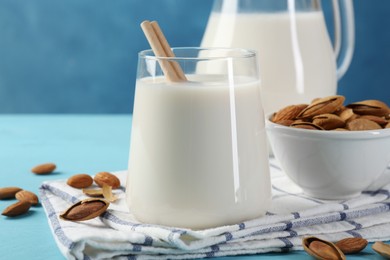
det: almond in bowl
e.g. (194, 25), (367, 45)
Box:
(266, 96), (390, 199)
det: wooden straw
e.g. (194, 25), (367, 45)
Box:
(150, 21), (187, 81)
(140, 20), (187, 82)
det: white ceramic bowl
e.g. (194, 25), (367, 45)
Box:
(266, 115), (390, 199)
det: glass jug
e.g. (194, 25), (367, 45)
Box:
(201, 0), (355, 115)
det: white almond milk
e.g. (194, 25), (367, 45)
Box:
(201, 11), (337, 115)
(127, 75), (271, 229)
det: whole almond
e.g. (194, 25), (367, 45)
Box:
(312, 114), (345, 130)
(359, 115), (388, 126)
(0, 187), (22, 199)
(67, 174), (93, 189)
(302, 237), (345, 260)
(94, 172), (120, 189)
(15, 190), (39, 205)
(298, 95), (345, 119)
(60, 198), (109, 221)
(31, 163), (57, 175)
(291, 122), (324, 130)
(347, 100), (390, 117)
(347, 118), (382, 131)
(272, 104), (308, 122)
(335, 238), (368, 254)
(2, 201), (31, 217)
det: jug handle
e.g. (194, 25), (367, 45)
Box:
(332, 0), (355, 80)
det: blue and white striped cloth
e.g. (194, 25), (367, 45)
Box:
(40, 158), (390, 260)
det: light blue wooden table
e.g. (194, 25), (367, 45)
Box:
(0, 115), (382, 259)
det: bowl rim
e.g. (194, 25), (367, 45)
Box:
(265, 113), (390, 140)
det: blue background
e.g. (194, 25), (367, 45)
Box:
(0, 0), (388, 113)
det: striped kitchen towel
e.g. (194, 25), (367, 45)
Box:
(40, 158), (390, 260)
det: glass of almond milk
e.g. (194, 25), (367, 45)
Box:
(127, 47), (271, 229)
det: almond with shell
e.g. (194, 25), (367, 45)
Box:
(272, 104), (308, 122)
(302, 236), (345, 260)
(291, 122), (324, 130)
(293, 119), (311, 123)
(347, 100), (390, 117)
(359, 115), (388, 126)
(0, 187), (22, 199)
(60, 198), (109, 221)
(2, 201), (31, 217)
(347, 118), (382, 131)
(15, 190), (39, 205)
(312, 114), (345, 130)
(298, 95), (345, 119)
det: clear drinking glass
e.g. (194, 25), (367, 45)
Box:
(127, 47), (271, 229)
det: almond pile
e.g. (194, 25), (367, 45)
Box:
(66, 172), (120, 203)
(1, 162), (120, 221)
(1, 162), (57, 217)
(60, 171), (121, 221)
(0, 162), (57, 217)
(271, 95), (390, 131)
(0, 187), (39, 217)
